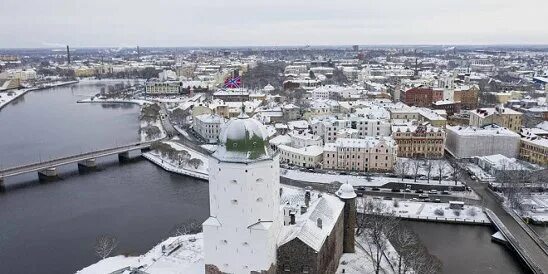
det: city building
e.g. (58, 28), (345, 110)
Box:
(145, 81), (184, 95)
(469, 106), (523, 132)
(192, 114), (226, 143)
(400, 86), (443, 107)
(203, 113), (281, 274)
(203, 112), (356, 274)
(519, 128), (548, 165)
(288, 130), (323, 148)
(213, 90), (250, 102)
(453, 85), (479, 109)
(445, 125), (521, 158)
(311, 116), (391, 143)
(391, 124), (446, 158)
(323, 137), (398, 172)
(278, 145), (324, 168)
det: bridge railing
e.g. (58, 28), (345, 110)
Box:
(0, 141), (154, 174)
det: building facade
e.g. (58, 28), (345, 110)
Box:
(469, 106), (523, 132)
(391, 124), (446, 158)
(278, 145), (324, 168)
(193, 114), (225, 144)
(445, 125), (521, 158)
(323, 137), (398, 172)
(203, 114), (280, 274)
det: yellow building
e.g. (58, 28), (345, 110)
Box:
(391, 124), (446, 158)
(520, 137), (548, 165)
(469, 106), (523, 132)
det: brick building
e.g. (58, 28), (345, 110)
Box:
(453, 86), (479, 109)
(400, 86), (442, 107)
(391, 124), (446, 158)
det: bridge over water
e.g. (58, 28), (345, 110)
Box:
(0, 141), (154, 184)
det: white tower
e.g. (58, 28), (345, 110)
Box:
(203, 111), (280, 274)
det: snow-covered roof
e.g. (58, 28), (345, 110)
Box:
(278, 145), (324, 157)
(447, 125), (520, 137)
(278, 194), (344, 252)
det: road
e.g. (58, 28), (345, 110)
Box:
(462, 171), (548, 272)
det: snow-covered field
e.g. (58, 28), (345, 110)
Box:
(143, 141), (209, 180)
(77, 234), (204, 274)
(358, 198), (489, 224)
(463, 162), (495, 182)
(141, 119), (167, 142)
(281, 169), (463, 187)
(520, 193), (548, 223)
(0, 88), (29, 110)
(397, 158), (454, 178)
(337, 230), (400, 274)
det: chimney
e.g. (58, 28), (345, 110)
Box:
(289, 212), (296, 225)
(300, 206), (307, 214)
(316, 218), (323, 229)
(305, 190), (311, 207)
(280, 187), (283, 197)
(66, 45), (71, 65)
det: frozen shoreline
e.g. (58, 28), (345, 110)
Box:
(0, 80), (78, 110)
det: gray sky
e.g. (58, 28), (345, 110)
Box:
(2, 0), (548, 48)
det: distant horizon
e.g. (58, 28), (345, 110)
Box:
(2, 43), (548, 51)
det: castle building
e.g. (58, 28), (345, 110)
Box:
(203, 110), (357, 274)
(203, 111), (281, 274)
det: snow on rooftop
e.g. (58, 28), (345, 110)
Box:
(278, 194), (344, 252)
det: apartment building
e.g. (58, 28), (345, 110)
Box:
(192, 114), (226, 143)
(391, 124), (446, 158)
(469, 106), (523, 132)
(323, 137), (398, 172)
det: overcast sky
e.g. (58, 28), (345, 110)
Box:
(1, 0), (547, 48)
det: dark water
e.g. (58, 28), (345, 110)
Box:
(404, 221), (529, 274)
(0, 81), (209, 274)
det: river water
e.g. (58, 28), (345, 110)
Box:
(0, 81), (532, 274)
(0, 81), (209, 274)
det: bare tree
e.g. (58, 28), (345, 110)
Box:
(411, 159), (421, 182)
(391, 225), (418, 274)
(425, 160), (433, 183)
(435, 161), (448, 184)
(358, 199), (400, 274)
(94, 234), (118, 259)
(173, 220), (202, 236)
(394, 161), (410, 182)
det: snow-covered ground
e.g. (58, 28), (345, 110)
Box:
(77, 234), (204, 274)
(141, 119), (167, 142)
(0, 88), (29, 110)
(463, 162), (495, 182)
(78, 97), (149, 106)
(519, 193), (548, 224)
(397, 158), (454, 178)
(337, 230), (400, 274)
(143, 141), (209, 180)
(281, 168), (463, 187)
(358, 198), (489, 224)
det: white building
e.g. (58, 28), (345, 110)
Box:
(323, 137), (398, 172)
(158, 69), (177, 81)
(203, 113), (281, 274)
(278, 145), (324, 168)
(288, 130), (323, 148)
(445, 125), (521, 158)
(311, 116), (391, 143)
(193, 114), (226, 143)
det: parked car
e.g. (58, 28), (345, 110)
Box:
(404, 188), (412, 193)
(429, 190), (438, 194)
(391, 188), (401, 193)
(434, 199), (441, 203)
(371, 187), (381, 191)
(383, 196), (393, 200)
(441, 190), (450, 195)
(418, 194), (429, 199)
(415, 189), (424, 194)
